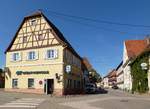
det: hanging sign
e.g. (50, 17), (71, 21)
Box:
(66, 65), (71, 73)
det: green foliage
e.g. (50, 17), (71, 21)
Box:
(89, 69), (102, 83)
(130, 51), (150, 93)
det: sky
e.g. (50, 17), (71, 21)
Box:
(0, 0), (150, 77)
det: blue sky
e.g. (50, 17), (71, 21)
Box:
(0, 0), (150, 77)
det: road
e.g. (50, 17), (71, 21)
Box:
(0, 89), (149, 109)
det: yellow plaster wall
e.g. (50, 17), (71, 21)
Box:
(5, 45), (64, 90)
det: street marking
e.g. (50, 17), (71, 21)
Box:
(0, 98), (45, 108)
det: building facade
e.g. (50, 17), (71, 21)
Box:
(116, 61), (124, 90)
(5, 11), (83, 95)
(122, 39), (148, 91)
(108, 69), (117, 87)
(102, 69), (117, 88)
(102, 76), (109, 88)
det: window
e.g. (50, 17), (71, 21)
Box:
(30, 19), (36, 26)
(28, 51), (35, 60)
(23, 36), (27, 43)
(28, 78), (34, 88)
(70, 79), (72, 89)
(47, 49), (58, 59)
(67, 79), (70, 88)
(74, 80), (76, 89)
(12, 53), (20, 61)
(67, 79), (72, 89)
(38, 34), (44, 40)
(77, 81), (80, 88)
(12, 79), (18, 88)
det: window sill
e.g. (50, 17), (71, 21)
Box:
(28, 87), (35, 89)
(12, 87), (19, 89)
(11, 60), (21, 62)
(26, 59), (38, 61)
(46, 58), (57, 60)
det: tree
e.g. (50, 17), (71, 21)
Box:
(89, 69), (102, 83)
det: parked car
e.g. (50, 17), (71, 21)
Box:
(85, 83), (96, 94)
(98, 87), (108, 94)
(112, 85), (119, 89)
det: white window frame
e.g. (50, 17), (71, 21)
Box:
(46, 49), (58, 59)
(28, 78), (34, 88)
(27, 51), (38, 60)
(12, 53), (21, 62)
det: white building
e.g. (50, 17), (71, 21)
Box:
(122, 39), (147, 91)
(116, 61), (124, 90)
(102, 76), (109, 88)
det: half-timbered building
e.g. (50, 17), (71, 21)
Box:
(5, 11), (83, 95)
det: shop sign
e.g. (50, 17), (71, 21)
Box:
(16, 71), (49, 75)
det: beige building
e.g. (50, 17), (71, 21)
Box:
(4, 11), (83, 95)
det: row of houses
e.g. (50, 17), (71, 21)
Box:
(102, 37), (150, 93)
(3, 11), (98, 96)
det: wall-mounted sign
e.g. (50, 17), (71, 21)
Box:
(141, 63), (148, 70)
(39, 80), (43, 85)
(66, 65), (71, 73)
(16, 71), (49, 75)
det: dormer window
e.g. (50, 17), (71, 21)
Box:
(30, 19), (36, 26)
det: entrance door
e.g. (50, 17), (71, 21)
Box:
(44, 79), (54, 94)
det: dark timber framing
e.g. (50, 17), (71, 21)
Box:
(5, 11), (82, 60)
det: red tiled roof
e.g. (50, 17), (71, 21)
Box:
(107, 69), (116, 78)
(125, 40), (148, 58)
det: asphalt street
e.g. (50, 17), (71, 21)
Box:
(0, 89), (149, 109)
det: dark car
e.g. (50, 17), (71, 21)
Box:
(85, 83), (96, 94)
(112, 85), (119, 89)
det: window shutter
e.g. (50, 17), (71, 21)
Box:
(44, 50), (48, 59)
(27, 52), (29, 60)
(35, 51), (39, 60)
(10, 53), (14, 62)
(54, 50), (58, 58)
(18, 53), (22, 61)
